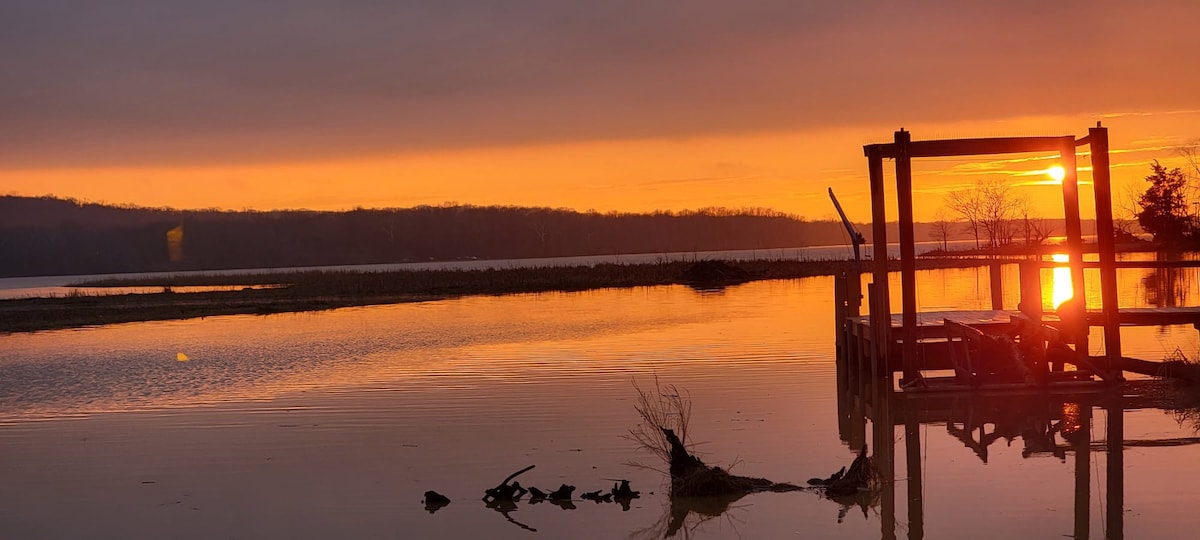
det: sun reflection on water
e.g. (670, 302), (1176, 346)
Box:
(1050, 253), (1073, 308)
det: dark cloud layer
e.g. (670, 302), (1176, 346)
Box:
(2, 0), (1197, 167)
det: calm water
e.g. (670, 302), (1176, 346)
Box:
(2, 264), (1200, 538)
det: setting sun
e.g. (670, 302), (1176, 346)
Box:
(1047, 165), (1067, 183)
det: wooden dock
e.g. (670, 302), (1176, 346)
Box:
(835, 126), (1200, 395)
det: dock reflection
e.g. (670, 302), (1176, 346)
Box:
(837, 357), (1135, 539)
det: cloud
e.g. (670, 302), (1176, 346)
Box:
(3, 1), (1200, 168)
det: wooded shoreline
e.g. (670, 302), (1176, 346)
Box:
(0, 258), (992, 333)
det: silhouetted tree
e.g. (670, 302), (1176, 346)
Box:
(929, 210), (955, 251)
(1137, 161), (1191, 241)
(947, 189), (984, 248)
(947, 179), (1024, 249)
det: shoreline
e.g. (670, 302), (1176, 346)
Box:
(0, 258), (992, 334)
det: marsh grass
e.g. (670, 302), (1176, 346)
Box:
(66, 258), (987, 295)
(4, 258), (990, 333)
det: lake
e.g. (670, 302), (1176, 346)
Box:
(2, 262), (1199, 538)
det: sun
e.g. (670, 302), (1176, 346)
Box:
(1047, 165), (1067, 183)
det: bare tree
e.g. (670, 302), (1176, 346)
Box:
(946, 189), (984, 248)
(1113, 179), (1144, 241)
(1016, 198), (1053, 246)
(980, 180), (1023, 248)
(929, 209), (955, 251)
(947, 179), (1025, 249)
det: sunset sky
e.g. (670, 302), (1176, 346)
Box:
(3, 1), (1200, 222)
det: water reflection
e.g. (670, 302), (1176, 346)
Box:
(1142, 252), (1192, 308)
(833, 349), (1200, 539)
(1051, 253), (1073, 309)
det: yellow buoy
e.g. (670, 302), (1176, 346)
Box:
(176, 352), (190, 362)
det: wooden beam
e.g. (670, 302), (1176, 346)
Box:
(894, 130), (919, 383)
(1090, 125), (1122, 377)
(866, 136), (1068, 159)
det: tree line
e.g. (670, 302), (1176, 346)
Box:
(0, 196), (868, 277)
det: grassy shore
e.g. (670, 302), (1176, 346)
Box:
(0, 258), (990, 333)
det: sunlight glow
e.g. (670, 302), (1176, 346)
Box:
(1047, 165), (1066, 183)
(1050, 253), (1072, 308)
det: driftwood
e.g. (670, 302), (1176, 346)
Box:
(806, 445), (874, 497)
(661, 428), (801, 497)
(580, 490), (613, 503)
(482, 465), (534, 503)
(547, 483), (575, 501)
(422, 490), (451, 513)
(527, 486), (549, 502)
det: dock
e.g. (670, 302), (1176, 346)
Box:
(834, 125), (1200, 393)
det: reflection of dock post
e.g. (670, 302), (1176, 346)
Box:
(904, 413), (924, 540)
(1106, 399), (1124, 539)
(1074, 404), (1091, 540)
(874, 378), (896, 540)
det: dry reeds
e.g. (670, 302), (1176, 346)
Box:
(625, 375), (693, 471)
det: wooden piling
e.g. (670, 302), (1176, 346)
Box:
(1060, 138), (1088, 355)
(1089, 126), (1122, 378)
(866, 147), (890, 369)
(1018, 261), (1043, 318)
(894, 130), (918, 384)
(989, 262), (1004, 311)
(835, 273), (848, 356)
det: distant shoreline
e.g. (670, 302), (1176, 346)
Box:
(0, 258), (992, 334)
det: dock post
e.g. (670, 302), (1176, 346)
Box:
(1018, 261), (1043, 318)
(866, 146), (890, 372)
(868, 282), (880, 382)
(835, 273), (848, 359)
(894, 130), (919, 384)
(1089, 126), (1122, 379)
(989, 261), (1004, 310)
(1060, 137), (1089, 356)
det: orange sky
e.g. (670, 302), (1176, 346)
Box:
(3, 2), (1199, 223)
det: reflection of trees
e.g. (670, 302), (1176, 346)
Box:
(1143, 253), (1192, 307)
